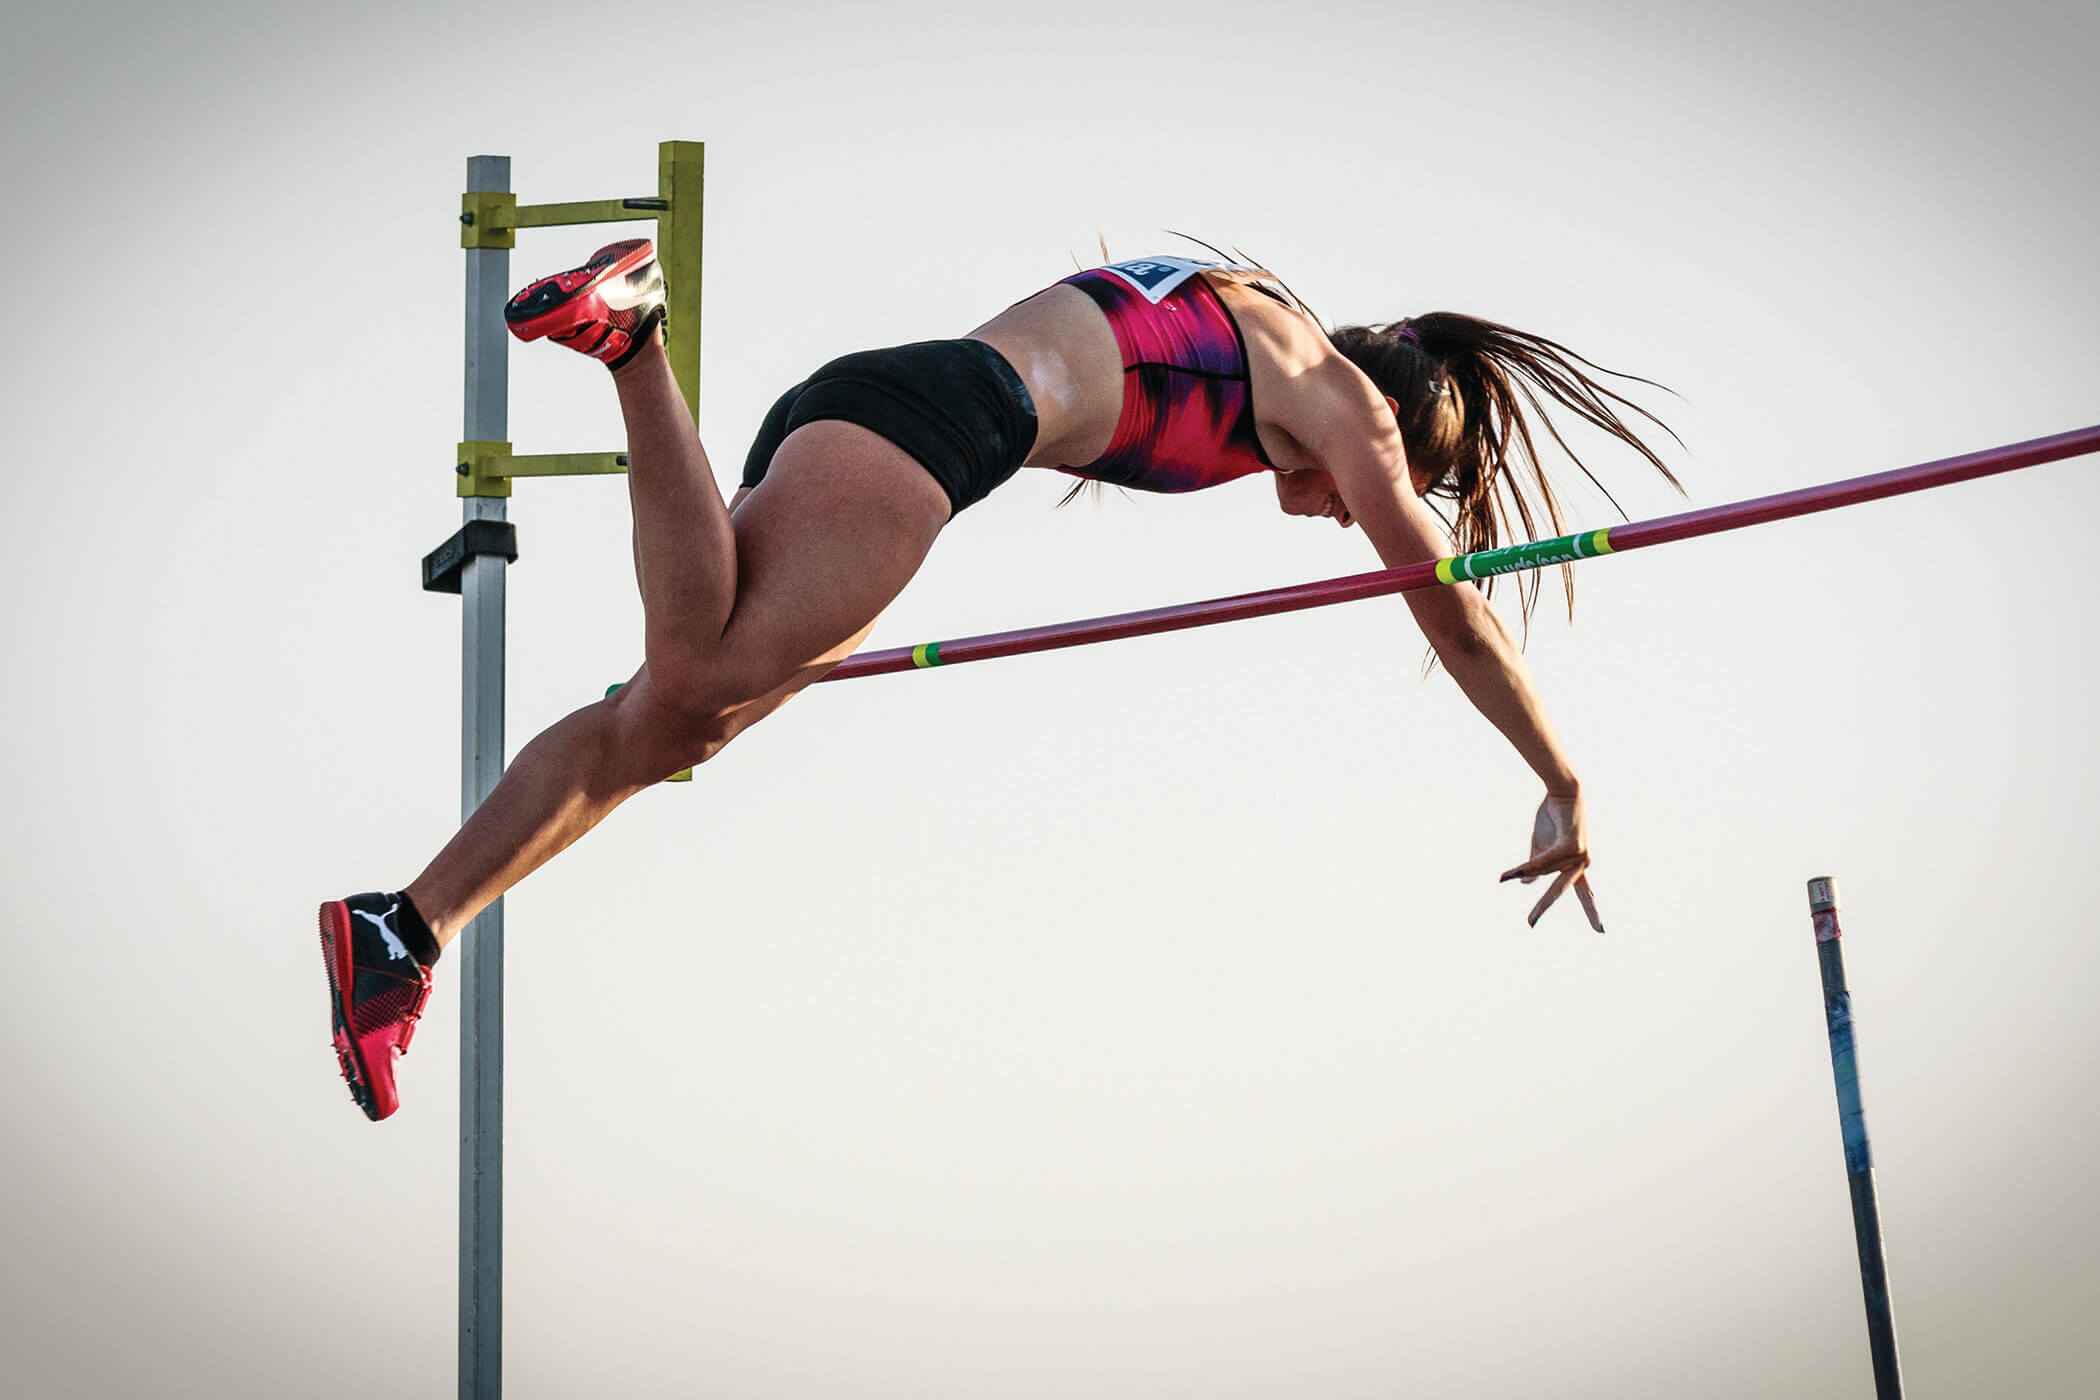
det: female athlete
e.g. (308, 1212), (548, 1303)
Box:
(318, 241), (1680, 1119)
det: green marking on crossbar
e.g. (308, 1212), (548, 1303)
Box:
(912, 642), (944, 669)
(1436, 527), (1615, 584)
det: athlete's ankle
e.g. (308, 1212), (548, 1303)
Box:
(397, 885), (456, 958)
(390, 892), (443, 967)
(607, 323), (667, 381)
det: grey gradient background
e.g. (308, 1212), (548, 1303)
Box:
(3, 1), (2096, 1395)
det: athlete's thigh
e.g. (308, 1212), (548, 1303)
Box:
(721, 419), (950, 693)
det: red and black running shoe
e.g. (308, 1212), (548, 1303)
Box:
(504, 238), (665, 369)
(318, 893), (436, 1121)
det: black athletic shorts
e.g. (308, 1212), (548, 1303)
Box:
(741, 339), (1039, 515)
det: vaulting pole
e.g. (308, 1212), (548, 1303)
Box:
(1807, 878), (1904, 1398)
(825, 425), (2099, 681)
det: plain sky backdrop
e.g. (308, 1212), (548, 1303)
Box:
(3, 2), (2095, 1396)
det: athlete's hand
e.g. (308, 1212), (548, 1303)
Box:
(1500, 793), (1604, 932)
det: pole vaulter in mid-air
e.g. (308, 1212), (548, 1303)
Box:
(323, 233), (1814, 1122)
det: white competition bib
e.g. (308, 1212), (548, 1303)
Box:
(1097, 256), (1227, 304)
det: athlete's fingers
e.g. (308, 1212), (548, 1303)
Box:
(1502, 850), (1580, 884)
(1575, 873), (1603, 933)
(1528, 867), (1580, 927)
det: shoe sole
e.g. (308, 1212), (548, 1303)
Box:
(504, 241), (661, 343)
(318, 901), (384, 1121)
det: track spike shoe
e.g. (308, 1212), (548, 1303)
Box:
(504, 239), (665, 369)
(318, 893), (436, 1121)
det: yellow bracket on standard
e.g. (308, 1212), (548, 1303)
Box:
(655, 141), (704, 426)
(455, 139), (704, 474)
(457, 442), (630, 498)
(460, 190), (518, 249)
(461, 193), (667, 248)
(512, 198), (665, 230)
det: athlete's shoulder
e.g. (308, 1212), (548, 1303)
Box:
(1243, 308), (1383, 456)
(1219, 273), (1337, 377)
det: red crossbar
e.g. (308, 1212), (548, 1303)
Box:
(822, 425), (2100, 683)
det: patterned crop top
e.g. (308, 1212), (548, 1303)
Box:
(1056, 257), (1280, 493)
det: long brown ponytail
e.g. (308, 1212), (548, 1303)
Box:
(1330, 314), (1683, 628)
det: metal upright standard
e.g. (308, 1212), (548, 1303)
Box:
(454, 151), (511, 1400)
(1806, 877), (1904, 1399)
(422, 140), (705, 1400)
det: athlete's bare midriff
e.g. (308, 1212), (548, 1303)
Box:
(966, 274), (1334, 479)
(965, 284), (1125, 472)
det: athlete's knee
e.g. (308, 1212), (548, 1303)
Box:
(623, 658), (776, 765)
(604, 673), (726, 774)
(645, 642), (778, 728)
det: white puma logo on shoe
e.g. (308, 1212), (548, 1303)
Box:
(353, 902), (413, 962)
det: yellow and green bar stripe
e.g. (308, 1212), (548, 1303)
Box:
(1434, 528), (1615, 584)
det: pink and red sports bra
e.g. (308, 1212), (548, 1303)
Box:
(1057, 257), (1281, 493)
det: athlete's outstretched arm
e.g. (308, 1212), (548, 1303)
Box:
(1288, 358), (1602, 929)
